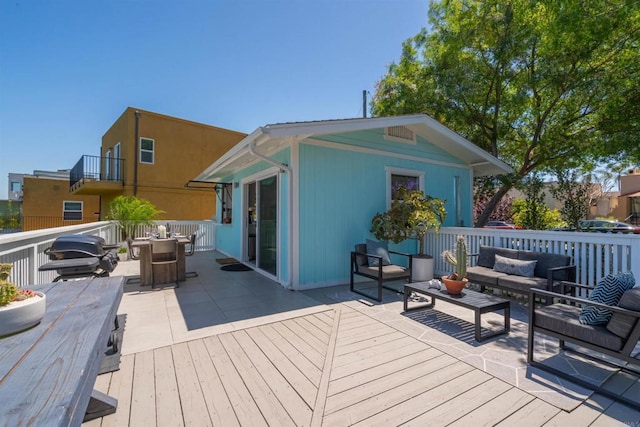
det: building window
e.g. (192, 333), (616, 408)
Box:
(221, 183), (233, 223)
(10, 181), (21, 192)
(63, 201), (83, 221)
(140, 138), (154, 164)
(386, 167), (425, 208)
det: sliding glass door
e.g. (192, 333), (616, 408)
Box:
(245, 174), (278, 276)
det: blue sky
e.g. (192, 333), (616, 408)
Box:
(0, 0), (429, 198)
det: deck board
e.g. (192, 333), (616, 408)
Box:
(91, 302), (635, 426)
(187, 339), (239, 426)
(129, 350), (157, 426)
(154, 345), (185, 426)
(171, 342), (212, 426)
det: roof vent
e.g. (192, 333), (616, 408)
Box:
(384, 126), (416, 144)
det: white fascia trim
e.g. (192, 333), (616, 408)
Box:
(262, 115), (427, 139)
(303, 137), (473, 172)
(192, 127), (267, 182)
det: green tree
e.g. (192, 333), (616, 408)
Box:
(372, 0), (640, 226)
(550, 169), (593, 229)
(106, 196), (164, 241)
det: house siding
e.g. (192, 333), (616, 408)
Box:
(296, 137), (472, 288)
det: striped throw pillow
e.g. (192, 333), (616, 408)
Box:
(579, 272), (636, 325)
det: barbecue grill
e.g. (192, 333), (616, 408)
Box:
(39, 234), (119, 281)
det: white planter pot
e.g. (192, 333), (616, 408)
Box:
(0, 292), (46, 338)
(412, 255), (434, 281)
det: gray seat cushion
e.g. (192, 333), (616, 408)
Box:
(476, 246), (519, 268)
(497, 275), (548, 292)
(606, 287), (640, 339)
(535, 303), (624, 351)
(466, 266), (508, 286)
(518, 251), (572, 280)
(357, 265), (409, 279)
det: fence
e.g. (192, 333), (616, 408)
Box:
(0, 220), (216, 287)
(427, 227), (640, 288)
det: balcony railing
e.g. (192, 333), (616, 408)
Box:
(0, 220), (216, 287)
(70, 155), (124, 190)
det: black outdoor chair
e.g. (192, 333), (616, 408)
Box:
(528, 283), (640, 409)
(350, 243), (413, 302)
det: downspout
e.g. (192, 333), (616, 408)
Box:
(249, 131), (294, 289)
(133, 110), (140, 196)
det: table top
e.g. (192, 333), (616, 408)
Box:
(131, 236), (189, 246)
(406, 281), (510, 309)
(0, 276), (124, 426)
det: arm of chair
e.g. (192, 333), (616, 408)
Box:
(529, 288), (640, 319)
(546, 264), (577, 291)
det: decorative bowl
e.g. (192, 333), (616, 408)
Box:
(0, 292), (46, 338)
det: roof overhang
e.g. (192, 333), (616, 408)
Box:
(192, 114), (513, 182)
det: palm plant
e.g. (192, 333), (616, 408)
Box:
(106, 196), (164, 241)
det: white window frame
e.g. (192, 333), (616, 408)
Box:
(10, 181), (21, 192)
(63, 201), (83, 221)
(385, 167), (425, 209)
(140, 137), (155, 164)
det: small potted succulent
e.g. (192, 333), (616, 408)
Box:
(441, 235), (469, 295)
(0, 263), (46, 338)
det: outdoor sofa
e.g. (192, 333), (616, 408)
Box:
(466, 245), (576, 300)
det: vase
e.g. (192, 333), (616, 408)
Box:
(0, 292), (46, 338)
(412, 255), (434, 281)
(441, 276), (468, 295)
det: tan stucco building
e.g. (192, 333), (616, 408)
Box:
(70, 107), (247, 221)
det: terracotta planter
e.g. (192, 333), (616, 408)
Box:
(0, 292), (46, 338)
(441, 276), (468, 295)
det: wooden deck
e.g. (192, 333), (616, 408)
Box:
(86, 303), (639, 426)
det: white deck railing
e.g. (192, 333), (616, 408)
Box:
(427, 227), (640, 287)
(0, 220), (216, 287)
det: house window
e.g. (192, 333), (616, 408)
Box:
(140, 138), (154, 164)
(386, 167), (425, 208)
(63, 201), (83, 221)
(221, 183), (233, 223)
(10, 181), (21, 192)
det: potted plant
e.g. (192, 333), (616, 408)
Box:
(117, 246), (128, 262)
(106, 196), (164, 259)
(0, 263), (46, 337)
(370, 187), (447, 281)
(441, 235), (469, 295)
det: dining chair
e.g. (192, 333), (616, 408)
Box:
(151, 238), (179, 288)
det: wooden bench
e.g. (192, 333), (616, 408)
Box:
(0, 276), (124, 426)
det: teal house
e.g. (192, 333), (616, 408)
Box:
(193, 115), (511, 291)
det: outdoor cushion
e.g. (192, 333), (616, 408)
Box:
(493, 255), (537, 277)
(606, 287), (640, 339)
(535, 303), (624, 351)
(518, 251), (572, 280)
(476, 246), (519, 268)
(466, 266), (508, 286)
(580, 272), (636, 325)
(496, 275), (548, 292)
(354, 243), (368, 266)
(366, 239), (392, 266)
(357, 264), (408, 279)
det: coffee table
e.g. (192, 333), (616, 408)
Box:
(404, 281), (510, 342)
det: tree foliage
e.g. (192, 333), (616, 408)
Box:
(106, 196), (164, 240)
(550, 169), (593, 229)
(371, 0), (640, 225)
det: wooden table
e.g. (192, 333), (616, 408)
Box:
(131, 237), (189, 286)
(404, 281), (510, 342)
(0, 276), (124, 426)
